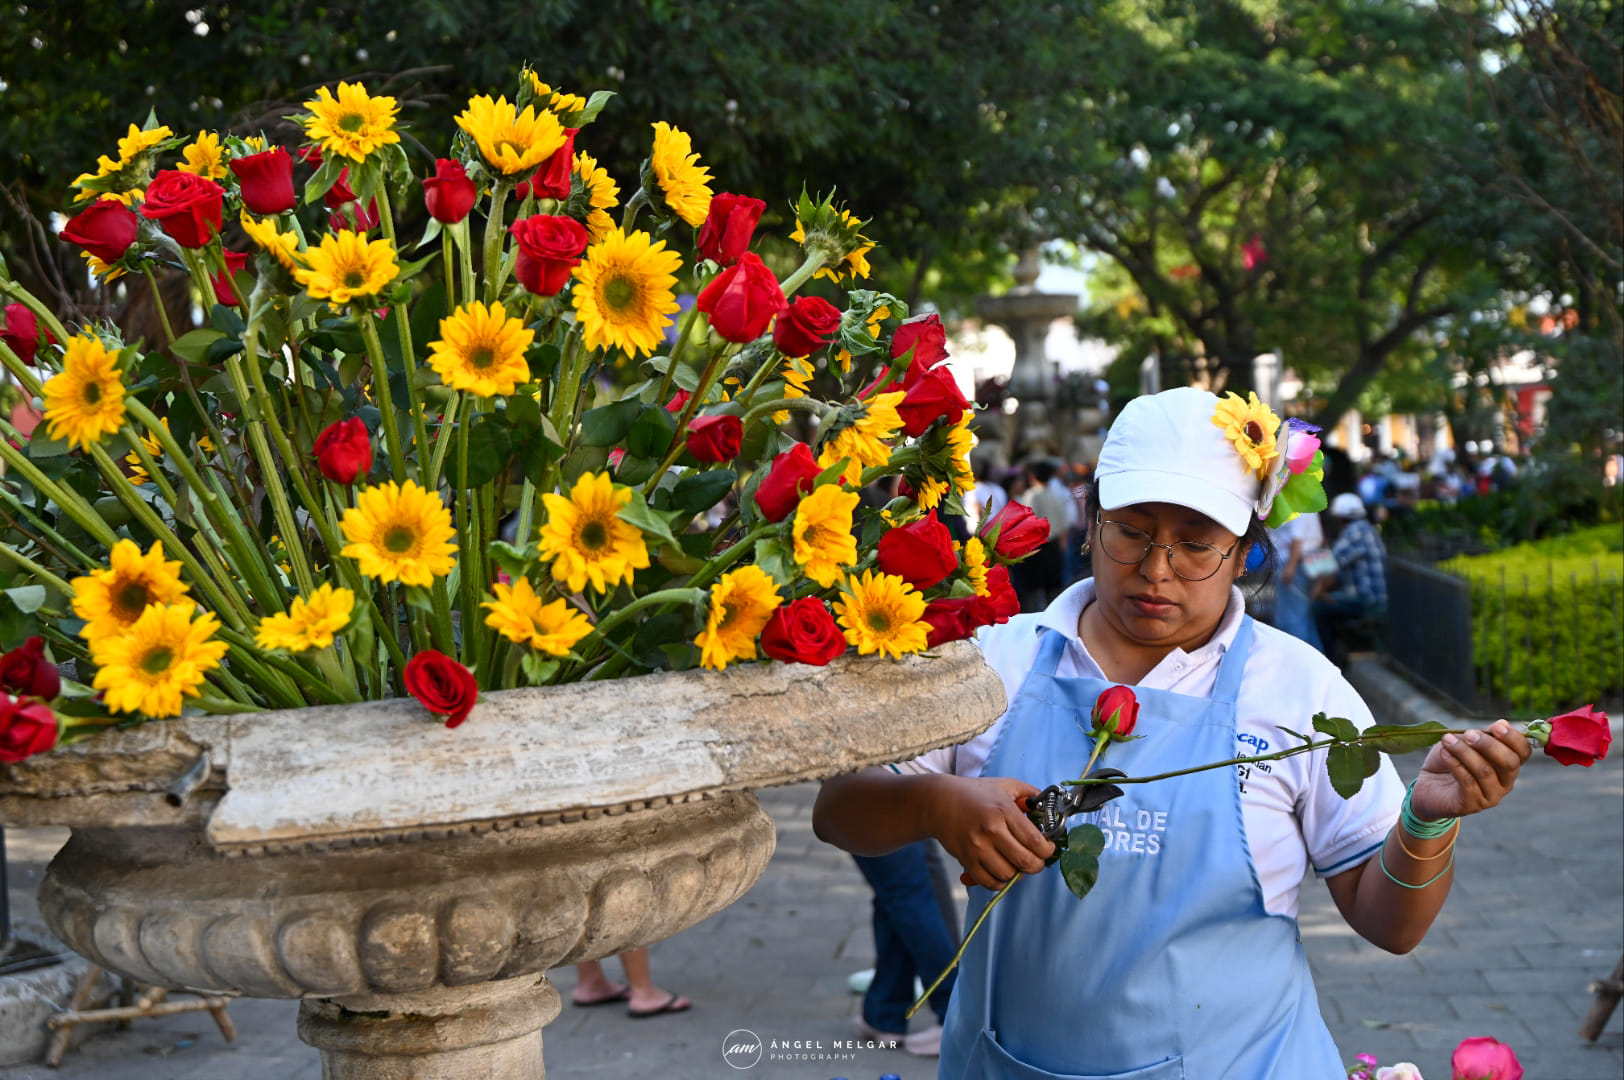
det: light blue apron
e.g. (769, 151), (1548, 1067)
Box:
(938, 617), (1343, 1079)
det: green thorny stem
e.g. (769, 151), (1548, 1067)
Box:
(906, 727), (1115, 1021)
(483, 179), (513, 304)
(778, 250), (831, 299)
(357, 311), (409, 485)
(374, 197), (432, 473)
(651, 300), (704, 407)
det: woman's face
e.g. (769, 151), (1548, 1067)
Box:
(1087, 501), (1247, 654)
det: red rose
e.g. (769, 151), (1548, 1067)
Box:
(754, 442), (822, 522)
(1540, 704), (1612, 766)
(511, 215), (590, 297)
(697, 193), (766, 266)
(895, 365), (971, 437)
(529, 128), (579, 201)
(296, 145), (324, 167)
(211, 250), (250, 307)
(313, 417), (374, 484)
(978, 501), (1050, 559)
(665, 389), (692, 415)
(877, 510), (958, 589)
(0, 304), (53, 365)
(760, 597), (847, 665)
(404, 649), (479, 729)
(696, 253), (786, 343)
(60, 200), (140, 264)
(889, 314), (949, 384)
(773, 295), (842, 358)
(1091, 685), (1138, 737)
(324, 168), (359, 208)
(972, 565), (1020, 626)
(686, 414), (742, 462)
(140, 169), (225, 249)
(0, 637), (60, 700)
(1450, 1036), (1522, 1080)
(329, 199), (379, 233)
(229, 147), (295, 215)
(0, 695), (58, 763)
(423, 158), (476, 224)
(922, 597), (980, 649)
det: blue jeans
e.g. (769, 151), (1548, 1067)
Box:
(1272, 575), (1323, 653)
(852, 843), (958, 1032)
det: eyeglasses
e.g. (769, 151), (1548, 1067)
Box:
(1093, 513), (1237, 582)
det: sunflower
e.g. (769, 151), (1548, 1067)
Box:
(914, 476), (950, 512)
(792, 484), (860, 588)
(946, 414), (976, 494)
(1211, 391), (1281, 478)
(340, 480), (458, 586)
(527, 75), (587, 115)
(301, 82), (400, 162)
(294, 230), (399, 307)
(695, 566), (782, 670)
(817, 391), (905, 485)
(125, 417), (203, 484)
(178, 132), (228, 180)
(91, 602), (228, 718)
(70, 539), (191, 643)
(834, 570), (929, 659)
(963, 537), (991, 597)
(791, 209), (874, 283)
(80, 250), (128, 281)
(574, 152), (620, 241)
(835, 304), (889, 374)
(773, 354), (815, 424)
(254, 584), (355, 652)
(240, 211), (303, 272)
(571, 229), (683, 358)
(482, 578), (594, 656)
(42, 335), (126, 450)
(537, 471), (652, 594)
(649, 122), (713, 227)
(456, 95), (566, 176)
(427, 301), (534, 398)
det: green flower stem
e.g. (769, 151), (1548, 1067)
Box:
(652, 301), (704, 406)
(0, 541), (74, 596)
(458, 219), (478, 309)
(0, 486), (97, 568)
(192, 694), (266, 714)
(179, 249), (222, 324)
(546, 332), (585, 437)
(441, 229), (459, 319)
(513, 477), (537, 548)
(161, 257), (239, 473)
(429, 577), (456, 656)
(778, 251), (831, 299)
(482, 179), (513, 304)
(0, 442), (119, 550)
(639, 344), (744, 499)
(686, 522), (781, 590)
(586, 587), (705, 657)
(216, 629), (347, 706)
(121, 422), (183, 510)
(732, 343), (790, 413)
(620, 189), (647, 234)
(374, 198), (432, 475)
(358, 311), (409, 484)
(0, 280), (71, 347)
(427, 391), (462, 492)
(139, 263), (179, 346)
(457, 398), (484, 673)
(185, 526), (257, 629)
(204, 244), (248, 324)
(0, 338), (44, 397)
(738, 394), (826, 434)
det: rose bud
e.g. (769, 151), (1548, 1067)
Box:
(528, 128), (579, 201)
(896, 365), (971, 437)
(0, 637), (60, 701)
(697, 193), (766, 266)
(876, 510), (958, 589)
(0, 695), (58, 763)
(972, 565), (1020, 625)
(696, 252), (786, 343)
(422, 158), (477, 224)
(313, 417), (374, 484)
(1450, 1036), (1522, 1080)
(0, 304), (53, 366)
(921, 597), (980, 649)
(686, 414), (743, 463)
(140, 169), (225, 249)
(753, 442), (822, 523)
(211, 250), (250, 307)
(1531, 704), (1612, 766)
(511, 214), (590, 297)
(1091, 685), (1138, 738)
(978, 500), (1050, 559)
(60, 199), (140, 264)
(773, 295), (842, 358)
(889, 314), (949, 385)
(760, 596), (846, 665)
(403, 649), (480, 729)
(296, 145), (323, 167)
(229, 146), (296, 215)
(324, 168), (359, 209)
(664, 389), (692, 415)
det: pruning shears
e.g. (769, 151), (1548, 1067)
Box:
(1024, 768), (1127, 845)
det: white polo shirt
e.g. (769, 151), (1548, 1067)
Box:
(895, 579), (1402, 918)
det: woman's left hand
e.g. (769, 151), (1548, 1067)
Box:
(1410, 719), (1531, 820)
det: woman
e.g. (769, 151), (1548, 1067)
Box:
(813, 387), (1528, 1079)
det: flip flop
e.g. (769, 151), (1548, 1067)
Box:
(628, 991), (692, 1019)
(571, 983), (631, 1007)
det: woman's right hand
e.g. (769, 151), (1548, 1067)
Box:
(928, 774), (1056, 890)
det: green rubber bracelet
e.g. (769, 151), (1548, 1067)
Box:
(1380, 843), (1455, 890)
(1400, 779), (1458, 839)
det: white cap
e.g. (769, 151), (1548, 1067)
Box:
(1095, 386), (1260, 537)
(1330, 493), (1366, 518)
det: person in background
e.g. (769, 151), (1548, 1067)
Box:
(1063, 462), (1093, 586)
(969, 459), (1009, 533)
(1013, 460), (1070, 612)
(1314, 493), (1388, 652)
(572, 948), (691, 1018)
(1268, 506), (1327, 653)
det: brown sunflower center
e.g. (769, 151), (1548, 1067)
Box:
(84, 381), (102, 405)
(344, 270), (367, 289)
(867, 611), (891, 633)
(497, 138), (526, 158)
(469, 347), (495, 370)
(578, 519), (608, 551)
(1244, 420), (1264, 444)
(717, 603), (738, 631)
(339, 112), (365, 133)
(140, 646), (175, 675)
(383, 526), (416, 554)
(603, 277), (636, 311)
(115, 581), (151, 618)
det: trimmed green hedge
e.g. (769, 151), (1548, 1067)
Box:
(1441, 525), (1624, 714)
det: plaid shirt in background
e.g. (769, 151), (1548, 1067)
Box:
(1329, 518), (1387, 611)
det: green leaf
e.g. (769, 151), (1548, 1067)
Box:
(753, 537), (797, 587)
(643, 355), (700, 392)
(527, 343), (561, 382)
(633, 611), (689, 653)
(519, 652), (560, 685)
(3, 585), (47, 614)
(416, 216), (444, 252)
(486, 541), (538, 579)
(625, 404), (676, 459)
(614, 454), (658, 487)
(1279, 726), (1315, 745)
(812, 457), (850, 489)
(209, 303), (246, 337)
(505, 389), (542, 431)
(1327, 741), (1383, 800)
(1312, 712), (1360, 742)
(578, 399), (643, 447)
(403, 585), (436, 614)
(1059, 824), (1107, 900)
(170, 328), (226, 366)
(670, 469), (735, 515)
(1360, 721), (1451, 756)
(615, 487), (682, 552)
(304, 155), (344, 205)
(446, 414), (513, 488)
(26, 433), (71, 459)
(571, 89), (617, 126)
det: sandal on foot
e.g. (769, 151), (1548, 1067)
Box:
(571, 983), (631, 1007)
(628, 991), (692, 1019)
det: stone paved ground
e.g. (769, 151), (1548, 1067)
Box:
(1, 723), (1618, 1080)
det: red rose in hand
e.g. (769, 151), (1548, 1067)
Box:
(773, 295), (842, 358)
(313, 417), (374, 484)
(1091, 685), (1138, 737)
(922, 597), (980, 648)
(686, 414), (743, 462)
(0, 695), (58, 763)
(529, 128), (579, 201)
(0, 304), (53, 365)
(754, 442), (823, 522)
(896, 365), (970, 437)
(1450, 1036), (1522, 1080)
(230, 147), (295, 215)
(697, 193), (766, 266)
(978, 501), (1050, 559)
(404, 650), (479, 729)
(423, 158), (477, 224)
(760, 597), (846, 665)
(1541, 704), (1611, 766)
(61, 200), (140, 264)
(889, 314), (949, 384)
(0, 637), (59, 700)
(696, 253), (786, 343)
(211, 250), (250, 306)
(511, 214), (590, 297)
(972, 565), (1020, 625)
(877, 511), (958, 589)
(140, 170), (225, 249)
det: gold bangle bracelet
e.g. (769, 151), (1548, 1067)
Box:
(1394, 820), (1459, 861)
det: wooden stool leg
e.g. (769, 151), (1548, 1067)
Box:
(207, 1002), (238, 1044)
(1580, 953), (1624, 1042)
(44, 964), (103, 1068)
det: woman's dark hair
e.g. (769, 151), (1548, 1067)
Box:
(1082, 486), (1277, 589)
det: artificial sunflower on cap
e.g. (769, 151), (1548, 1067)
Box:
(1211, 391), (1280, 478)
